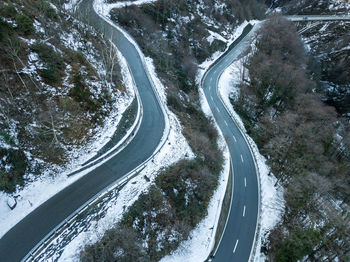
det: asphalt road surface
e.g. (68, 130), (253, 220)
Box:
(0, 1), (165, 261)
(203, 25), (260, 262)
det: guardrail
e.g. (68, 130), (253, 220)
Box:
(22, 1), (171, 261)
(201, 24), (262, 261)
(286, 14), (350, 21)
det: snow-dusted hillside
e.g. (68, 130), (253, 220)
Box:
(298, 20), (350, 117)
(0, 0), (136, 236)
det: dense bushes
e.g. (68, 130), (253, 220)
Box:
(231, 15), (349, 260)
(15, 14), (34, 35)
(0, 0), (127, 191)
(276, 228), (321, 262)
(80, 225), (147, 262)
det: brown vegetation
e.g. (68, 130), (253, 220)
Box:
(232, 15), (350, 261)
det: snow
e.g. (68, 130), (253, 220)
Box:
(196, 20), (259, 85)
(94, 0), (158, 17)
(0, 45), (135, 239)
(217, 51), (285, 262)
(206, 29), (227, 45)
(63, 0), (82, 12)
(329, 0), (350, 11)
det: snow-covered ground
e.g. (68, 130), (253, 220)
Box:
(0, 41), (135, 239)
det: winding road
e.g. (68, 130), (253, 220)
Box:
(0, 2), (348, 260)
(203, 24), (260, 262)
(0, 1), (166, 261)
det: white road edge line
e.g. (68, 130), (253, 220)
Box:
(233, 239), (239, 253)
(241, 154), (244, 163)
(244, 177), (247, 187)
(243, 205), (246, 217)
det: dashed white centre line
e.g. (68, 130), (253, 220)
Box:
(224, 120), (228, 126)
(233, 135), (237, 142)
(244, 177), (247, 187)
(241, 154), (244, 163)
(211, 95), (214, 101)
(217, 107), (221, 113)
(243, 205), (246, 217)
(233, 239), (239, 253)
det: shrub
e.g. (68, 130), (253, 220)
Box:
(0, 131), (16, 146)
(0, 148), (27, 193)
(32, 42), (65, 84)
(0, 17), (13, 41)
(276, 228), (321, 262)
(15, 14), (34, 35)
(167, 93), (183, 112)
(80, 225), (147, 262)
(39, 0), (57, 19)
(69, 73), (97, 112)
(0, 2), (17, 18)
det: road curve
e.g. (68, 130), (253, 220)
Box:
(205, 14), (350, 262)
(203, 24), (260, 262)
(0, 1), (166, 261)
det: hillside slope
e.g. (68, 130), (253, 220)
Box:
(268, 0), (350, 117)
(0, 0), (132, 194)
